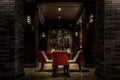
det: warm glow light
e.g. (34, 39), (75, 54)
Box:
(27, 16), (30, 19)
(90, 19), (93, 23)
(42, 32), (45, 37)
(89, 14), (94, 23)
(90, 14), (93, 18)
(27, 16), (31, 24)
(53, 30), (56, 33)
(58, 7), (62, 11)
(58, 15), (61, 19)
(79, 19), (82, 23)
(59, 30), (61, 33)
(75, 32), (78, 37)
(27, 18), (31, 21)
(27, 20), (30, 23)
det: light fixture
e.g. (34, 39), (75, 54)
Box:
(90, 14), (93, 18)
(79, 19), (82, 24)
(42, 32), (45, 37)
(58, 7), (62, 11)
(53, 30), (56, 33)
(89, 14), (94, 23)
(75, 32), (78, 37)
(89, 19), (93, 23)
(65, 31), (67, 33)
(59, 30), (61, 33)
(76, 16), (82, 25)
(58, 15), (61, 19)
(27, 15), (31, 24)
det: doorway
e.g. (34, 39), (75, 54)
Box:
(23, 0), (97, 79)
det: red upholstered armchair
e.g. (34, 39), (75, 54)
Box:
(52, 51), (69, 76)
(38, 51), (52, 71)
(38, 51), (45, 63)
(68, 50), (82, 71)
(45, 50), (53, 60)
(53, 51), (68, 65)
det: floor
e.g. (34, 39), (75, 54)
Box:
(17, 63), (102, 80)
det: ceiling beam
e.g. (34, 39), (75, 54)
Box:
(74, 3), (85, 24)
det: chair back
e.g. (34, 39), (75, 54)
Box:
(38, 51), (46, 63)
(53, 51), (68, 65)
(73, 50), (82, 63)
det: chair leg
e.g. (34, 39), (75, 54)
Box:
(52, 65), (57, 76)
(40, 63), (44, 71)
(64, 65), (70, 76)
(63, 65), (66, 74)
(55, 65), (58, 75)
(67, 64), (70, 76)
(78, 63), (81, 71)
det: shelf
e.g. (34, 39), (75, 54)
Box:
(48, 29), (72, 50)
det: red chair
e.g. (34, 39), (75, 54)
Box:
(38, 51), (53, 71)
(46, 50), (53, 60)
(52, 51), (69, 76)
(68, 50), (82, 71)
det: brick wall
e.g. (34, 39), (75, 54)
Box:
(95, 0), (104, 76)
(104, 0), (120, 79)
(96, 0), (120, 79)
(15, 0), (24, 77)
(0, 0), (24, 77)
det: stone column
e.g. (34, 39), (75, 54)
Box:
(0, 0), (24, 78)
(82, 8), (87, 67)
(95, 0), (120, 79)
(34, 7), (39, 66)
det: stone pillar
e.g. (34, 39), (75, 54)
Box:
(0, 0), (24, 78)
(34, 7), (39, 66)
(95, 0), (104, 73)
(82, 8), (87, 67)
(24, 2), (38, 67)
(96, 0), (120, 79)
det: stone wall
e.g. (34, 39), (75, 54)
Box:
(0, 0), (24, 78)
(96, 0), (120, 79)
(95, 0), (104, 76)
(104, 0), (120, 79)
(15, 0), (24, 76)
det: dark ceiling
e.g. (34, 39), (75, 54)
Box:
(38, 2), (83, 24)
(24, 0), (96, 28)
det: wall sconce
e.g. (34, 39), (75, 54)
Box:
(75, 32), (78, 37)
(58, 7), (62, 11)
(58, 15), (61, 19)
(42, 32), (46, 37)
(89, 14), (94, 23)
(27, 15), (31, 24)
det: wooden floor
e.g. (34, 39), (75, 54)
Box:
(17, 63), (102, 80)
